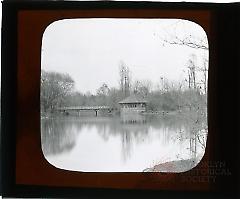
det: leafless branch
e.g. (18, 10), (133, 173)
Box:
(196, 133), (206, 149)
(163, 37), (208, 50)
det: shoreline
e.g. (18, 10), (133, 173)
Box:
(143, 158), (199, 172)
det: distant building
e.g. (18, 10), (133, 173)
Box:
(118, 94), (147, 114)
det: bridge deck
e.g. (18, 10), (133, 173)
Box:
(57, 106), (111, 111)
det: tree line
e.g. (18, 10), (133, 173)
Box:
(41, 58), (207, 115)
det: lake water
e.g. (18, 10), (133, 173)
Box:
(41, 113), (207, 172)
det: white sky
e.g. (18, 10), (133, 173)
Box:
(0, 0), (238, 90)
(42, 19), (208, 94)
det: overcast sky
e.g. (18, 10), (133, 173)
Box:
(0, 1), (238, 92)
(42, 18), (208, 94)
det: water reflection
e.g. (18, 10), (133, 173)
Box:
(41, 112), (207, 172)
(41, 118), (82, 155)
(120, 113), (147, 124)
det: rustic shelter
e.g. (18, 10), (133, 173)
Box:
(118, 94), (147, 114)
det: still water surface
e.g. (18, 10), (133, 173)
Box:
(41, 114), (206, 172)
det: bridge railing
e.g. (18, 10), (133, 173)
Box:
(56, 106), (111, 111)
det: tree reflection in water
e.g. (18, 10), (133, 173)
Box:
(41, 117), (83, 156)
(41, 112), (207, 171)
(119, 114), (149, 161)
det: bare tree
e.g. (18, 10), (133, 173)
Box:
(133, 80), (141, 94)
(163, 34), (208, 50)
(119, 61), (131, 97)
(97, 83), (110, 96)
(198, 56), (208, 95)
(41, 70), (74, 113)
(160, 20), (209, 50)
(185, 54), (208, 95)
(132, 79), (152, 98)
(159, 20), (209, 95)
(186, 54), (197, 90)
(158, 76), (171, 93)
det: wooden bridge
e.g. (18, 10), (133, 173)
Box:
(57, 106), (113, 116)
